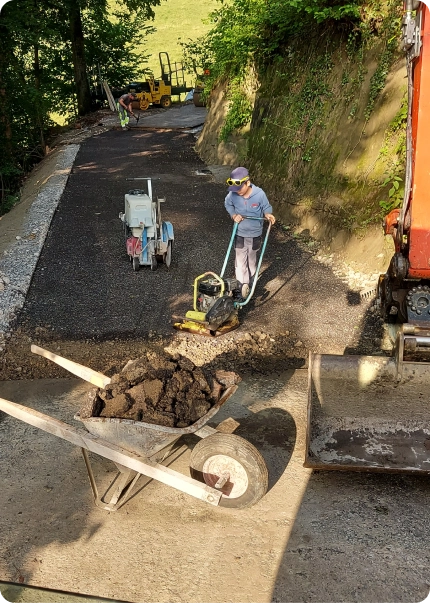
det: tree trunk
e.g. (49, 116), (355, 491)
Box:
(69, 0), (92, 116)
(33, 44), (46, 154)
(0, 23), (13, 156)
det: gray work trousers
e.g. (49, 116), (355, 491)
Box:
(234, 235), (262, 285)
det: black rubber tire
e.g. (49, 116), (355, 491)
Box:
(189, 433), (268, 509)
(132, 256), (140, 271)
(160, 95), (172, 108)
(150, 255), (158, 271)
(165, 241), (173, 268)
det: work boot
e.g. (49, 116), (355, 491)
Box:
(241, 283), (250, 299)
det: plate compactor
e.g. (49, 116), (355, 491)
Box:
(174, 217), (271, 336)
(119, 177), (174, 271)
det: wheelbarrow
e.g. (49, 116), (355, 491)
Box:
(0, 345), (268, 511)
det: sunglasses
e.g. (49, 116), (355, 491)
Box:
(226, 175), (249, 186)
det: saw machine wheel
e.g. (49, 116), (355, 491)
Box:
(164, 241), (173, 268)
(132, 257), (140, 272)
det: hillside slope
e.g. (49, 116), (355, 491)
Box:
(195, 18), (405, 274)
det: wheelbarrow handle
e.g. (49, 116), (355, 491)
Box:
(0, 397), (222, 506)
(31, 345), (111, 388)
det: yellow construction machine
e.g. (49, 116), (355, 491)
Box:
(128, 52), (194, 111)
(129, 77), (172, 111)
(306, 0), (430, 476)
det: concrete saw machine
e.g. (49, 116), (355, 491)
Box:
(119, 177), (174, 271)
(173, 217), (271, 336)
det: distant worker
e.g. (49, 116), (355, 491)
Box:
(225, 167), (276, 301)
(116, 92), (138, 130)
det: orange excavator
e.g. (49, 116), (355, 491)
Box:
(305, 1), (430, 475)
(378, 0), (430, 325)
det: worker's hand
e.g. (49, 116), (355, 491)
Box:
(232, 214), (243, 223)
(265, 213), (276, 225)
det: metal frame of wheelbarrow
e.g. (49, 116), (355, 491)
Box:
(173, 217), (271, 336)
(0, 345), (245, 512)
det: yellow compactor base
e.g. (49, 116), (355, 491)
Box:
(173, 314), (240, 337)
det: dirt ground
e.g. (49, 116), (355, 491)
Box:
(0, 107), (429, 603)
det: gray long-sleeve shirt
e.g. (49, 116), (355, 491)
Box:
(225, 185), (272, 237)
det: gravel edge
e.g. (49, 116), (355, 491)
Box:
(0, 145), (80, 348)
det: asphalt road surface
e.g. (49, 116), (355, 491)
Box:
(12, 127), (379, 352)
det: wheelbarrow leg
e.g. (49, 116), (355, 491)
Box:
(81, 444), (191, 511)
(82, 449), (141, 512)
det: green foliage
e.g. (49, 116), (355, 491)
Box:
(181, 0), (364, 84)
(379, 173), (404, 212)
(0, 0), (159, 214)
(219, 81), (253, 142)
(377, 91), (407, 215)
(181, 0), (400, 142)
(364, 3), (401, 121)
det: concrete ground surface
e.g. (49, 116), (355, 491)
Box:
(0, 104), (429, 603)
(0, 375), (429, 603)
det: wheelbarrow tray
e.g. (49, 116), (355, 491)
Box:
(305, 352), (430, 473)
(76, 386), (236, 460)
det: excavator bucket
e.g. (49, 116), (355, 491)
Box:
(305, 339), (430, 474)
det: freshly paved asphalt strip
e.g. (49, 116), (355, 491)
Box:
(16, 126), (372, 352)
(18, 128), (238, 339)
(136, 104), (207, 128)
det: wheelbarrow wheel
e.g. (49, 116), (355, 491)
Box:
(189, 433), (268, 509)
(132, 257), (140, 271)
(164, 241), (173, 268)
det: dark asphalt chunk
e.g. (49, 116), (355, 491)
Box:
(16, 128), (380, 356)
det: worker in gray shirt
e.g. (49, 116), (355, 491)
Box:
(116, 92), (138, 130)
(225, 166), (275, 301)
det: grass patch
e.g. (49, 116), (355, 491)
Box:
(143, 0), (217, 83)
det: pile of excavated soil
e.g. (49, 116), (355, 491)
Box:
(80, 351), (241, 428)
